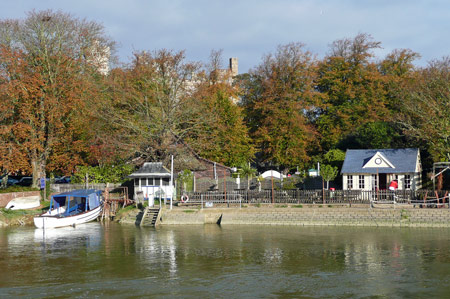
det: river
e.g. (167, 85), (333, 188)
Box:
(0, 223), (449, 298)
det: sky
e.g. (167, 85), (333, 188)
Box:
(1, 0), (449, 73)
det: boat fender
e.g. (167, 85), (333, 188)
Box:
(181, 194), (189, 203)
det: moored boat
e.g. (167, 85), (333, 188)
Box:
(34, 189), (103, 229)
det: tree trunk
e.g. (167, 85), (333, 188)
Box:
(31, 158), (40, 188)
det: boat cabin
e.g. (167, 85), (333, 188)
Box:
(49, 189), (102, 216)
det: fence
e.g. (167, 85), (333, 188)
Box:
(180, 189), (450, 207)
(50, 183), (122, 193)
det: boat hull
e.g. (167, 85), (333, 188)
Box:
(34, 205), (102, 229)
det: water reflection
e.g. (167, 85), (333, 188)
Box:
(0, 224), (449, 298)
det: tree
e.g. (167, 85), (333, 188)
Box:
(239, 42), (320, 169)
(0, 10), (114, 187)
(238, 162), (257, 190)
(98, 49), (201, 167)
(323, 149), (346, 170)
(398, 57), (450, 161)
(354, 121), (405, 149)
(178, 169), (194, 192)
(316, 33), (390, 150)
(72, 163), (134, 184)
(188, 83), (255, 166)
(320, 164), (338, 189)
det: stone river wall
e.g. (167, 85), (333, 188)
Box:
(158, 207), (450, 228)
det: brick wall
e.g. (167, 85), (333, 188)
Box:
(160, 207), (450, 228)
(0, 191), (41, 208)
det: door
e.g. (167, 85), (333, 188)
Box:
(379, 173), (387, 189)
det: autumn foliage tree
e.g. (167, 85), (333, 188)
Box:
(239, 43), (319, 169)
(316, 33), (391, 150)
(98, 50), (203, 167)
(188, 81), (255, 166)
(0, 10), (113, 187)
(398, 57), (450, 161)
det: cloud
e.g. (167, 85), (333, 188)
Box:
(0, 0), (448, 72)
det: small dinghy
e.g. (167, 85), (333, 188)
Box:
(34, 189), (103, 229)
(5, 196), (40, 210)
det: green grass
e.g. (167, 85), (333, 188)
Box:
(275, 204), (288, 208)
(254, 203), (261, 208)
(183, 209), (196, 213)
(0, 186), (39, 194)
(40, 200), (51, 210)
(401, 209), (409, 220)
(116, 204), (137, 216)
(0, 208), (41, 219)
(292, 204), (303, 208)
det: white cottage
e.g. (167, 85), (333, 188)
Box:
(128, 162), (174, 205)
(341, 148), (422, 191)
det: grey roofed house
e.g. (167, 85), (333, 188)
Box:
(341, 148), (421, 191)
(128, 162), (171, 178)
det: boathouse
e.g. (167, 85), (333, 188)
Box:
(128, 162), (174, 204)
(341, 148), (422, 191)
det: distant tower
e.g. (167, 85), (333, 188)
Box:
(89, 40), (110, 75)
(229, 57), (238, 77)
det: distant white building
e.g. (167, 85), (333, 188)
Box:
(341, 148), (422, 191)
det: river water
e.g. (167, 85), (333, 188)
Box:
(0, 223), (449, 298)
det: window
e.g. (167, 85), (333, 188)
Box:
(347, 176), (353, 189)
(359, 175), (365, 189)
(134, 178), (139, 186)
(140, 178), (146, 186)
(162, 177), (170, 186)
(405, 175), (411, 189)
(148, 178), (154, 185)
(372, 175), (378, 190)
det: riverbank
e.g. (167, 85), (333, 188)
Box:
(118, 205), (450, 228)
(0, 208), (41, 227)
(2, 204), (449, 228)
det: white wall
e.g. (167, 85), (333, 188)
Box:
(342, 173), (419, 191)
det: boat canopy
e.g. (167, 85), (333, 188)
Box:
(50, 189), (102, 215)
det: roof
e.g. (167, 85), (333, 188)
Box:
(53, 189), (101, 197)
(341, 148), (419, 174)
(129, 162), (171, 178)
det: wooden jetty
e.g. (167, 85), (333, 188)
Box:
(101, 187), (133, 220)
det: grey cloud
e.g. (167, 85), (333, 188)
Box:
(0, 0), (448, 72)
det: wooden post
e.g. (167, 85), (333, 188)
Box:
(271, 175), (275, 203)
(224, 168), (227, 204)
(377, 168), (379, 203)
(322, 177), (325, 204)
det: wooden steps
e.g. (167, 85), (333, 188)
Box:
(140, 207), (161, 227)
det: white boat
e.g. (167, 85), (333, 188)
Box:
(5, 195), (40, 210)
(34, 189), (103, 229)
